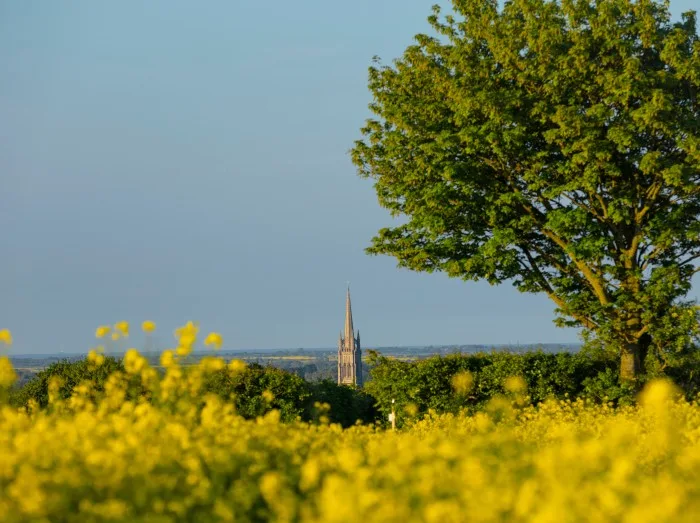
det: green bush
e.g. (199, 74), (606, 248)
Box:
(11, 357), (381, 427)
(9, 356), (126, 409)
(202, 363), (313, 422)
(308, 379), (379, 427)
(366, 348), (700, 426)
(580, 368), (637, 406)
(202, 364), (380, 426)
(364, 350), (625, 425)
(22, 347), (699, 429)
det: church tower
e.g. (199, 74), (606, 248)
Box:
(338, 286), (362, 386)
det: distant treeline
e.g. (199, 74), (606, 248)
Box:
(10, 348), (700, 427)
(11, 343), (583, 387)
(8, 357), (378, 428)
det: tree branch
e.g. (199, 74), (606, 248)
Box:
(518, 245), (598, 330)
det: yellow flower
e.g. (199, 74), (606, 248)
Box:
(179, 334), (196, 349)
(160, 349), (176, 368)
(228, 359), (247, 373)
(111, 332), (120, 341)
(199, 356), (225, 373)
(95, 325), (111, 339)
(115, 321), (129, 337)
(48, 375), (64, 404)
(87, 350), (105, 368)
(452, 370), (474, 395)
(8, 322), (700, 523)
(0, 328), (12, 345)
(123, 348), (147, 374)
(204, 332), (223, 350)
(404, 402), (419, 417)
(174, 321), (198, 340)
(504, 376), (527, 394)
(174, 322), (198, 355)
(639, 379), (680, 410)
(176, 345), (192, 357)
(0, 356), (17, 388)
(142, 320), (156, 334)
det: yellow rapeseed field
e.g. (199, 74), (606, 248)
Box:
(1, 323), (700, 522)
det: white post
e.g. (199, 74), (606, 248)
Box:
(391, 399), (396, 431)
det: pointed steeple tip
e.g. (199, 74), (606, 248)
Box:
(344, 284), (354, 343)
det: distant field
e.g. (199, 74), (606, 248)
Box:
(250, 355), (318, 361)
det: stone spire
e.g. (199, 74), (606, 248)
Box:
(344, 285), (354, 347)
(338, 285), (362, 387)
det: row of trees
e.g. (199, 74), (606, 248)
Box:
(8, 358), (378, 427)
(364, 348), (700, 425)
(12, 344), (700, 427)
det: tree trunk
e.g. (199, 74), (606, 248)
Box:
(620, 341), (643, 383)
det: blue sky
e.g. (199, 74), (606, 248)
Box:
(1, 0), (698, 354)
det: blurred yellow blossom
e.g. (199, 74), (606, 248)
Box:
(404, 402), (419, 417)
(87, 350), (105, 368)
(142, 320), (156, 333)
(95, 325), (111, 339)
(47, 375), (64, 404)
(123, 349), (148, 374)
(0, 328), (12, 345)
(173, 321), (198, 357)
(115, 321), (129, 337)
(204, 332), (223, 350)
(160, 349), (176, 368)
(228, 359), (247, 373)
(0, 356), (17, 388)
(452, 370), (474, 395)
(639, 379), (680, 411)
(2, 323), (700, 523)
(504, 376), (527, 394)
(199, 356), (225, 373)
(175, 321), (198, 341)
(176, 345), (192, 357)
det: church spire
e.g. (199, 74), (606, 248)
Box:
(338, 284), (362, 387)
(344, 285), (354, 343)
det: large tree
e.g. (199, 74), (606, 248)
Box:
(352, 0), (700, 382)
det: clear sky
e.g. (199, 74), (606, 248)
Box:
(1, 0), (698, 354)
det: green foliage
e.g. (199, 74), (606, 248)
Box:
(16, 348), (700, 431)
(202, 363), (313, 422)
(581, 368), (637, 405)
(9, 357), (125, 408)
(11, 359), (381, 427)
(352, 0), (700, 381)
(308, 379), (379, 427)
(660, 345), (700, 397)
(365, 349), (666, 424)
(202, 364), (381, 426)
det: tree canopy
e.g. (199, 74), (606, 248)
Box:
(352, 0), (700, 381)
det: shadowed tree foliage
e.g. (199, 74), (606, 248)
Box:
(309, 379), (379, 426)
(365, 350), (614, 424)
(9, 357), (125, 408)
(201, 364), (380, 426)
(352, 0), (700, 382)
(202, 363), (313, 422)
